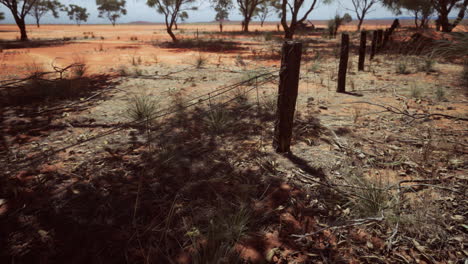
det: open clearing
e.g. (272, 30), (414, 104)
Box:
(1, 22), (467, 263)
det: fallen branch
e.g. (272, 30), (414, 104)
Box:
(291, 214), (385, 241)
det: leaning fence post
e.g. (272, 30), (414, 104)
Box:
(370, 30), (377, 60)
(376, 29), (383, 52)
(358, 31), (367, 71)
(273, 41), (302, 153)
(382, 28), (390, 50)
(337, 33), (349, 93)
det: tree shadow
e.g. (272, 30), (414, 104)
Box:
(0, 74), (120, 145)
(0, 96), (346, 263)
(0, 39), (72, 50)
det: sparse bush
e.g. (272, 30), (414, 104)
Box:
(195, 54), (207, 69)
(72, 55), (87, 78)
(232, 87), (250, 106)
(204, 107), (231, 134)
(126, 95), (159, 122)
(261, 92), (277, 113)
(264, 32), (273, 41)
(117, 65), (129, 76)
(411, 84), (423, 98)
(190, 207), (250, 264)
(130, 54), (142, 66)
(419, 57), (435, 73)
(462, 61), (468, 87)
(396, 61), (410, 74)
(435, 86), (445, 101)
(134, 67), (143, 76)
(346, 174), (390, 217)
(25, 62), (46, 79)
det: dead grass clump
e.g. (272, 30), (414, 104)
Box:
(396, 61), (410, 74)
(462, 61), (468, 87)
(190, 206), (250, 264)
(410, 84), (423, 99)
(194, 54), (207, 69)
(126, 95), (159, 122)
(72, 55), (87, 78)
(204, 107), (232, 134)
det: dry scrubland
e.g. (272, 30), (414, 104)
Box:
(0, 22), (467, 263)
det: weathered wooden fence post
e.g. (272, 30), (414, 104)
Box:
(273, 41), (302, 153)
(337, 33), (349, 93)
(370, 30), (377, 60)
(382, 28), (390, 50)
(358, 31), (367, 71)
(376, 29), (383, 52)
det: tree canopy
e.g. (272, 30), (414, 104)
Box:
(96, 0), (127, 26)
(31, 0), (63, 28)
(147, 0), (197, 42)
(64, 4), (89, 26)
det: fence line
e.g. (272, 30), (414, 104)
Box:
(14, 73), (278, 167)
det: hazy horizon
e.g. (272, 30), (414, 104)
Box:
(0, 0), (405, 25)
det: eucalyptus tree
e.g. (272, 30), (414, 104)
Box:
(346, 0), (377, 31)
(31, 0), (63, 28)
(382, 0), (467, 32)
(64, 4), (89, 26)
(256, 0), (278, 27)
(211, 0), (233, 32)
(431, 0), (467, 32)
(146, 0), (197, 42)
(280, 0), (333, 39)
(174, 10), (187, 29)
(0, 0), (39, 41)
(237, 0), (267, 32)
(96, 0), (127, 26)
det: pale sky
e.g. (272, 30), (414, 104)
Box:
(0, 0), (416, 25)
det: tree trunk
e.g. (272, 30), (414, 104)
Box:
(450, 1), (468, 31)
(284, 28), (294, 39)
(18, 20), (28, 41)
(357, 18), (363, 31)
(243, 18), (250, 32)
(219, 22), (223, 32)
(36, 18), (40, 28)
(13, 15), (29, 41)
(167, 27), (178, 42)
(175, 22), (178, 30)
(438, 11), (452, 32)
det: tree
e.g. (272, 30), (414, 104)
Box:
(96, 0), (127, 26)
(64, 4), (89, 26)
(237, 0), (266, 32)
(280, 0), (333, 39)
(31, 0), (63, 28)
(431, 0), (467, 32)
(0, 0), (39, 41)
(0, 12), (4, 20)
(382, 0), (467, 32)
(346, 0), (377, 31)
(174, 10), (187, 29)
(256, 0), (277, 27)
(211, 0), (232, 32)
(381, 0), (433, 28)
(147, 0), (197, 43)
(327, 13), (352, 37)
